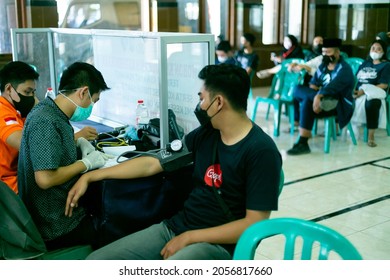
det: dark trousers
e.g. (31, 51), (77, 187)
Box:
(365, 98), (382, 129)
(293, 85), (337, 130)
(44, 215), (99, 251)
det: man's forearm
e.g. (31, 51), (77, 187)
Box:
(84, 156), (163, 184)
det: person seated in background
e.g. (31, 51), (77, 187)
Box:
(303, 35), (324, 61)
(235, 33), (259, 77)
(376, 31), (390, 61)
(256, 34), (305, 79)
(287, 38), (355, 155)
(351, 39), (390, 147)
(0, 61), (39, 194)
(18, 62), (111, 251)
(215, 40), (239, 66)
(65, 64), (282, 260)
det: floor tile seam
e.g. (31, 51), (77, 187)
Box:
(309, 194), (390, 223)
(356, 221), (390, 245)
(346, 229), (390, 247)
(284, 156), (390, 186)
(370, 163), (390, 170)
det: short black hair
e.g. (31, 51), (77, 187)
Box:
(216, 40), (232, 53)
(198, 64), (249, 111)
(0, 61), (39, 92)
(242, 33), (256, 46)
(59, 62), (110, 94)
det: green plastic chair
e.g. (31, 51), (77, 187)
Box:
(302, 49), (312, 61)
(311, 76), (358, 153)
(252, 58), (306, 137)
(0, 181), (93, 260)
(278, 169), (284, 196)
(311, 116), (357, 153)
(340, 51), (349, 59)
(345, 57), (364, 75)
(233, 217), (363, 260)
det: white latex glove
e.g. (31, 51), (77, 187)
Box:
(77, 137), (95, 157)
(80, 150), (109, 173)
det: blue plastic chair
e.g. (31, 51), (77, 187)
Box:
(252, 58), (306, 137)
(233, 217), (363, 260)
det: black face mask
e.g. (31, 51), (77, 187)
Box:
(322, 54), (336, 65)
(12, 91), (35, 118)
(194, 98), (218, 126)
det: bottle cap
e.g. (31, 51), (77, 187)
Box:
(137, 100), (144, 103)
(47, 87), (53, 91)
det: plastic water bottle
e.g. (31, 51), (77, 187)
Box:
(135, 100), (149, 127)
(45, 87), (56, 99)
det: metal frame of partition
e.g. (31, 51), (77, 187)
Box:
(11, 28), (214, 147)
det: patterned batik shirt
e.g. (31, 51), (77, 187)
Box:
(18, 98), (85, 241)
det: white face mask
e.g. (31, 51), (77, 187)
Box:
(370, 52), (383, 60)
(218, 56), (228, 63)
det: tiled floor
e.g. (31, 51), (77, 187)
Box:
(249, 87), (390, 260)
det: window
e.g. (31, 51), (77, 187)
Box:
(64, 4), (101, 28)
(205, 0), (229, 41)
(178, 0), (199, 33)
(284, 0), (302, 41)
(262, 0), (278, 44)
(114, 2), (141, 29)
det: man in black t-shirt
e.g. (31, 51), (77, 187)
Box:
(67, 64), (282, 260)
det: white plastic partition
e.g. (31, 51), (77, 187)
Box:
(11, 28), (214, 147)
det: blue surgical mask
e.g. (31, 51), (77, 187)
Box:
(60, 90), (94, 122)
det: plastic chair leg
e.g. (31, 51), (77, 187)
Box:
(323, 117), (336, 153)
(284, 103), (295, 135)
(265, 104), (271, 120)
(331, 119), (337, 141)
(251, 98), (260, 122)
(312, 119), (318, 135)
(273, 105), (281, 137)
(347, 123), (357, 145)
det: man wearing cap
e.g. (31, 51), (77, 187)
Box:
(287, 38), (355, 155)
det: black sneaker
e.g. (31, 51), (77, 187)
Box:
(287, 142), (311, 155)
